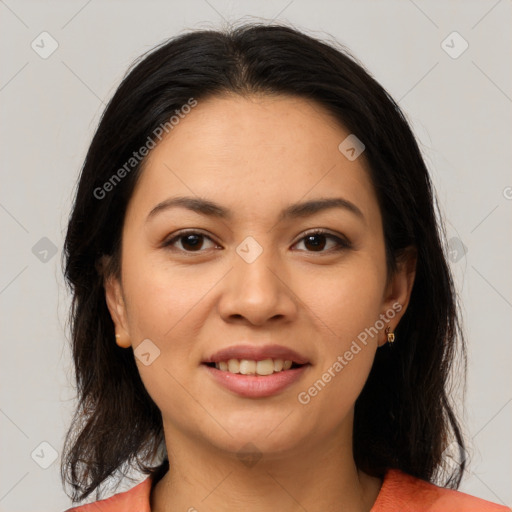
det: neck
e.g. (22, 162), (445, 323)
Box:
(151, 417), (382, 512)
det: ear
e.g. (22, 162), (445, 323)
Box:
(378, 246), (417, 347)
(104, 269), (132, 349)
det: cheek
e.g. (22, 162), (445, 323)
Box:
(298, 256), (385, 349)
(121, 245), (214, 344)
(121, 255), (216, 432)
(292, 257), (384, 413)
(120, 251), (225, 411)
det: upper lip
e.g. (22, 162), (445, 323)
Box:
(203, 344), (310, 365)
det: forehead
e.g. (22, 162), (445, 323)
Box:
(127, 93), (379, 226)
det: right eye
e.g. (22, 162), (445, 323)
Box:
(162, 230), (219, 253)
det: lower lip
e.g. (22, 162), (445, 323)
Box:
(202, 364), (310, 398)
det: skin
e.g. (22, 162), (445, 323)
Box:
(105, 93), (417, 512)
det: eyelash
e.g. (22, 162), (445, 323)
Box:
(162, 228), (352, 255)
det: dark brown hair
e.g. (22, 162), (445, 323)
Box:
(61, 22), (467, 503)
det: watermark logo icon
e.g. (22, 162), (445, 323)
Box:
(338, 134), (365, 161)
(236, 236), (263, 264)
(441, 32), (469, 59)
(447, 237), (467, 263)
(31, 441), (58, 469)
(31, 31), (59, 59)
(237, 442), (262, 468)
(32, 237), (58, 263)
(134, 338), (161, 366)
(441, 441), (468, 471)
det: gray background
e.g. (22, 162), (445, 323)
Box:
(1, 0), (511, 510)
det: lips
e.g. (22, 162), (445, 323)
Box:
(202, 344), (310, 365)
(201, 344), (311, 397)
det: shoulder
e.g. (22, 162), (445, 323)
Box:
(63, 476), (152, 512)
(372, 469), (511, 512)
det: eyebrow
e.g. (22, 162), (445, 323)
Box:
(147, 195), (365, 224)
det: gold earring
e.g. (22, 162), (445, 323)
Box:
(115, 332), (131, 348)
(385, 327), (395, 344)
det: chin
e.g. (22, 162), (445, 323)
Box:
(201, 412), (312, 458)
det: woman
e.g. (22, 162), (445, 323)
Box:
(61, 23), (509, 512)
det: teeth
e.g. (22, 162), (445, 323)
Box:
(239, 359), (256, 375)
(227, 359), (240, 373)
(214, 358), (297, 375)
(256, 359), (274, 375)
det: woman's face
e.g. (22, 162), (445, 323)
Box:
(106, 93), (414, 459)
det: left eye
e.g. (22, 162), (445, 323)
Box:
(163, 229), (349, 254)
(294, 230), (350, 253)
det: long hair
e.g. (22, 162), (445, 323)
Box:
(61, 22), (467, 503)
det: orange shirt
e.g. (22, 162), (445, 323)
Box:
(64, 468), (510, 511)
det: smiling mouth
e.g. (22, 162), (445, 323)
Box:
(203, 359), (306, 376)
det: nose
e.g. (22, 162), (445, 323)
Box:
(217, 243), (298, 326)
